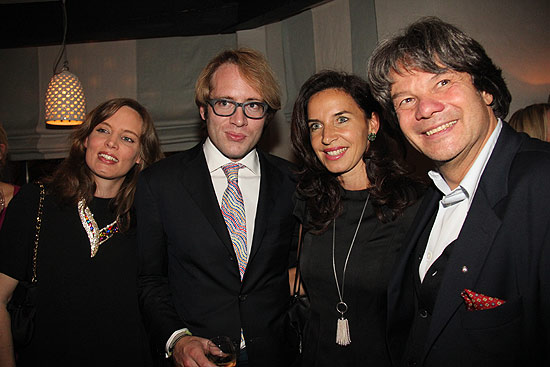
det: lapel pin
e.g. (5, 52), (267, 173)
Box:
(462, 266), (468, 273)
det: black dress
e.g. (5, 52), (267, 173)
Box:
(0, 184), (152, 366)
(295, 189), (419, 367)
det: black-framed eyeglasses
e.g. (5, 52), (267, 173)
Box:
(207, 99), (269, 119)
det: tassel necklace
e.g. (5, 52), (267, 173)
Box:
(78, 198), (119, 257)
(332, 192), (370, 346)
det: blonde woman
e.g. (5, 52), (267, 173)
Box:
(509, 103), (550, 141)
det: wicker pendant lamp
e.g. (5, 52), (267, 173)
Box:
(45, 0), (86, 127)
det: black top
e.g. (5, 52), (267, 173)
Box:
(296, 189), (419, 367)
(0, 184), (152, 367)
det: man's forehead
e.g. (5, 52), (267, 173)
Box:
(210, 63), (262, 98)
(389, 66), (470, 89)
(388, 67), (427, 96)
(210, 62), (240, 85)
(390, 63), (439, 78)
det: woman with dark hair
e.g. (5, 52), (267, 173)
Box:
(0, 98), (163, 367)
(291, 71), (422, 366)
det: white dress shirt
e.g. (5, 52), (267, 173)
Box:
(203, 137), (261, 255)
(419, 120), (503, 282)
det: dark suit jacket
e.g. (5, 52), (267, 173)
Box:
(387, 123), (550, 367)
(135, 143), (297, 366)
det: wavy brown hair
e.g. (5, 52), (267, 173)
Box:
(45, 98), (163, 231)
(291, 70), (422, 233)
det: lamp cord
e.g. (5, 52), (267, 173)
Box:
(52, 0), (68, 75)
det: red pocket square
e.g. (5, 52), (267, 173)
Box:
(461, 289), (506, 311)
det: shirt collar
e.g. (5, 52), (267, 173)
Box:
(429, 119), (503, 206)
(203, 137), (260, 175)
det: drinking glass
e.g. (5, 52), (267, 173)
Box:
(206, 336), (237, 367)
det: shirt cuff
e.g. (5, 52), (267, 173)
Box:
(165, 328), (192, 358)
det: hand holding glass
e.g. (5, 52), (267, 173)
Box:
(206, 336), (237, 367)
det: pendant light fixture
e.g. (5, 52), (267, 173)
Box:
(45, 0), (86, 127)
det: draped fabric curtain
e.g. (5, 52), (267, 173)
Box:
(0, 0), (377, 162)
(2, 0), (549, 161)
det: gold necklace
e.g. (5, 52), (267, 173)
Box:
(78, 198), (119, 257)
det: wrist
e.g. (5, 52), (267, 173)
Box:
(165, 328), (192, 358)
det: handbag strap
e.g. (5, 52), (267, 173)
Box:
(31, 182), (45, 283)
(292, 223), (304, 296)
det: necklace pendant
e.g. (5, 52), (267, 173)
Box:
(332, 194), (369, 348)
(336, 317), (351, 346)
(78, 199), (119, 257)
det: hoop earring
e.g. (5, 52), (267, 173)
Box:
(368, 132), (377, 142)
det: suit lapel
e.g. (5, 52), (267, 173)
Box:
(422, 123), (524, 360)
(247, 151), (283, 263)
(423, 189), (502, 356)
(387, 188), (439, 365)
(179, 145), (234, 254)
(388, 188), (439, 295)
(388, 188), (439, 315)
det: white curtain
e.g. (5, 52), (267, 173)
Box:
(0, 0), (378, 162)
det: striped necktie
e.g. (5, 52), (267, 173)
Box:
(221, 163), (248, 280)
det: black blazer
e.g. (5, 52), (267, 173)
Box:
(387, 123), (550, 367)
(135, 143), (297, 366)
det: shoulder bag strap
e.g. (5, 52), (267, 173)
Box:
(31, 182), (45, 284)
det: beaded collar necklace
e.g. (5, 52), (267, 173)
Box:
(78, 198), (119, 257)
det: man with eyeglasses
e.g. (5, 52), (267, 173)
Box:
(135, 48), (298, 367)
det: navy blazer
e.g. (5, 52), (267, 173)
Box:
(136, 143), (297, 366)
(387, 123), (550, 366)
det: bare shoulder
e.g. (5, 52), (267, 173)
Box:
(0, 273), (18, 304)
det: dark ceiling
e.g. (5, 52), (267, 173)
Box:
(0, 0), (329, 49)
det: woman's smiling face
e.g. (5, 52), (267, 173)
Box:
(307, 88), (379, 189)
(84, 106), (143, 189)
